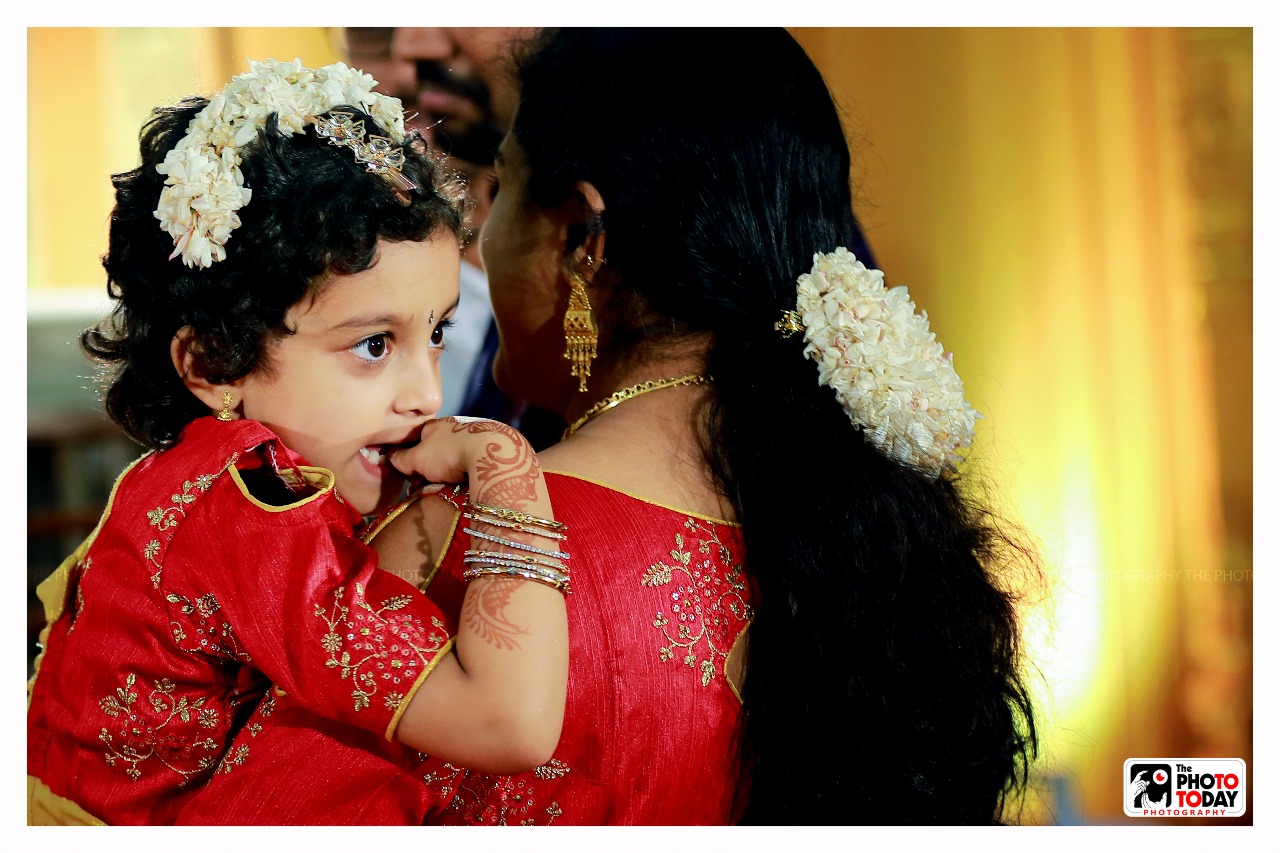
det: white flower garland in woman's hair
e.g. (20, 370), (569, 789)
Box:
(784, 247), (978, 478)
(154, 58), (408, 269)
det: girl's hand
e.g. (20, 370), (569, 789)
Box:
(384, 416), (568, 771)
(388, 417), (542, 510)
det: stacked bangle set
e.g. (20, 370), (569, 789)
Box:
(461, 501), (571, 593)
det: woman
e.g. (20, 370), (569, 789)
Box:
(374, 27), (1037, 824)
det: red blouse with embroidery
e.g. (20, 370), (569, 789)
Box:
(26, 417), (453, 825)
(421, 473), (754, 825)
(172, 472), (754, 825)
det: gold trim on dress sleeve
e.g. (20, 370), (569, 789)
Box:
(228, 463), (334, 512)
(382, 636), (456, 741)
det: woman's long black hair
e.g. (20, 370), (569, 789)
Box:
(514, 28), (1037, 824)
(84, 97), (467, 449)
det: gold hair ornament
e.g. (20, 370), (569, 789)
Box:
(774, 310), (804, 336)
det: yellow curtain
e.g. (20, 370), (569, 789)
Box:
(794, 27), (1249, 823)
(28, 27), (339, 289)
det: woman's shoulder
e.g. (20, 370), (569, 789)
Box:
(544, 470), (739, 529)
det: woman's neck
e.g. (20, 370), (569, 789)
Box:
(560, 341), (711, 426)
(541, 351), (735, 523)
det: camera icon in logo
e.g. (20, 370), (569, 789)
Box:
(1129, 763), (1172, 809)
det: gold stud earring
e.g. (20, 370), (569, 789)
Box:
(563, 269), (598, 393)
(216, 390), (235, 421)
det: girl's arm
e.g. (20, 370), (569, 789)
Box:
(383, 417), (568, 773)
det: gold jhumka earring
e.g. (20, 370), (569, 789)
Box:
(216, 390), (236, 421)
(563, 258), (599, 392)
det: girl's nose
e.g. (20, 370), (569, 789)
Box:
(392, 354), (443, 418)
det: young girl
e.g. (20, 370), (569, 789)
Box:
(26, 59), (570, 826)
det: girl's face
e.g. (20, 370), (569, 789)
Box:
(479, 132), (574, 414)
(237, 236), (460, 515)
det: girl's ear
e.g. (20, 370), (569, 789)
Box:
(170, 327), (241, 418)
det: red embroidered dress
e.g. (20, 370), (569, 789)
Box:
(172, 472), (754, 825)
(26, 417), (453, 825)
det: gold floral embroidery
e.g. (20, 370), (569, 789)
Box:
(216, 744), (249, 773)
(421, 761), (466, 802)
(643, 518), (754, 687)
(144, 454), (237, 590)
(166, 591), (251, 661)
(437, 764), (571, 825)
(97, 673), (223, 784)
(315, 583), (448, 713)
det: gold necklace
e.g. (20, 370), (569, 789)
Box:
(563, 374), (712, 438)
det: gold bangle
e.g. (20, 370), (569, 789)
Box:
(463, 564), (571, 593)
(464, 550), (566, 572)
(463, 510), (569, 542)
(464, 556), (569, 581)
(467, 501), (566, 532)
(463, 527), (570, 561)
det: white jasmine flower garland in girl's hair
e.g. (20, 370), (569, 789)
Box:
(154, 58), (408, 269)
(794, 247), (978, 478)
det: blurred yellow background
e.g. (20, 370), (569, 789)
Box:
(26, 27), (1253, 825)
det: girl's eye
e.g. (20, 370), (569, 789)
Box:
(431, 318), (454, 349)
(485, 172), (500, 202)
(352, 334), (392, 362)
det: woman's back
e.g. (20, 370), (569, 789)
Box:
(418, 471), (751, 824)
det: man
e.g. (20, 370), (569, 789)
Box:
(344, 28), (560, 445)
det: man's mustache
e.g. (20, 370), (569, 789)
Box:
(414, 60), (492, 112)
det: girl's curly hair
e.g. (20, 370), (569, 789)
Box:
(83, 97), (468, 449)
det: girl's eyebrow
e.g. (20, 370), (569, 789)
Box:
(329, 314), (399, 332)
(328, 299), (460, 332)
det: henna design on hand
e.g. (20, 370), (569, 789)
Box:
(450, 420), (541, 510)
(461, 576), (527, 651)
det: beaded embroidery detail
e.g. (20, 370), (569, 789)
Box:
(424, 760), (571, 825)
(642, 517), (753, 687)
(97, 673), (223, 784)
(316, 583), (449, 712)
(144, 456), (236, 590)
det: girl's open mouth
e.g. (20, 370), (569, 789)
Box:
(358, 446), (388, 466)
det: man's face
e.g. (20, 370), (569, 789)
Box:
(345, 27), (531, 154)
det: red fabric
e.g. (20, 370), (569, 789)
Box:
(26, 417), (452, 825)
(421, 474), (753, 825)
(166, 472), (753, 825)
(174, 687), (451, 825)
